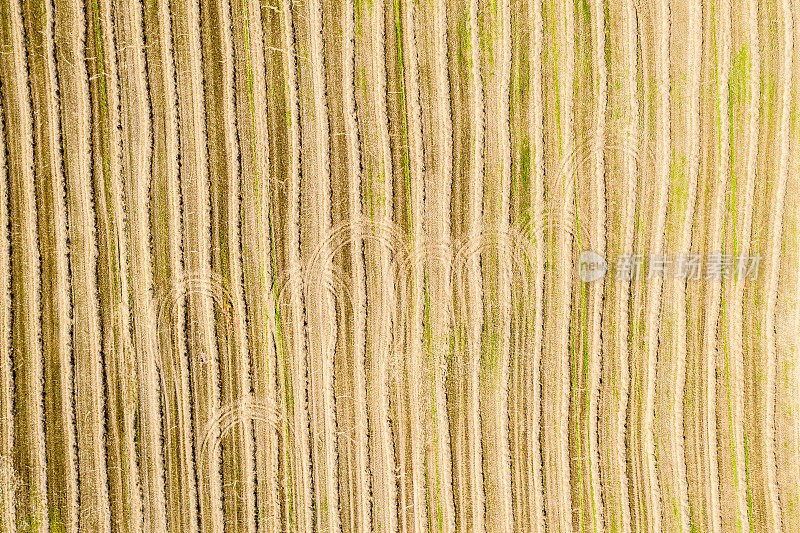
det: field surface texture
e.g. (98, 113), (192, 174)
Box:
(0, 0), (799, 530)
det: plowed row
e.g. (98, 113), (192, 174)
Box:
(0, 0), (798, 530)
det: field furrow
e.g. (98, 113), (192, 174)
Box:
(1, 0), (799, 530)
(115, 0), (170, 526)
(0, 95), (15, 533)
(52, 0), (113, 527)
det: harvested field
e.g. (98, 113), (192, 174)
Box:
(0, 0), (799, 530)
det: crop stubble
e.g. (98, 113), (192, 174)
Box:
(0, 0), (798, 530)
